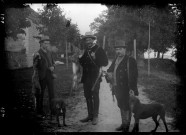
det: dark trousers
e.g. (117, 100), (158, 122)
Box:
(83, 79), (100, 117)
(35, 72), (54, 115)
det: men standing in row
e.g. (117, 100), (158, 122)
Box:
(33, 38), (56, 118)
(79, 32), (108, 125)
(106, 40), (138, 132)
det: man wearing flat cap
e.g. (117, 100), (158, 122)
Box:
(32, 37), (55, 118)
(79, 32), (108, 125)
(106, 40), (138, 132)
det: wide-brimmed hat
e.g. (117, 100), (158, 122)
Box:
(83, 31), (97, 40)
(114, 40), (127, 49)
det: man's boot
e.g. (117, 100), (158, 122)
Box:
(80, 99), (93, 122)
(115, 109), (124, 131)
(126, 111), (132, 131)
(122, 110), (131, 132)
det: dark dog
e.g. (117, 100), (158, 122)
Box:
(129, 95), (168, 132)
(50, 98), (67, 127)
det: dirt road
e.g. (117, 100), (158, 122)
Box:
(42, 65), (179, 132)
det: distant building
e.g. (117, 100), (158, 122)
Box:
(5, 8), (41, 69)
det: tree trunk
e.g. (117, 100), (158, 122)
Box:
(161, 53), (164, 59)
(157, 51), (160, 58)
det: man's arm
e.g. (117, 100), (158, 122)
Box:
(33, 52), (41, 69)
(50, 52), (55, 70)
(78, 50), (87, 67)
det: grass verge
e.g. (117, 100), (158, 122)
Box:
(138, 66), (178, 117)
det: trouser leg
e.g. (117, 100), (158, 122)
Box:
(86, 98), (93, 118)
(80, 82), (93, 122)
(92, 82), (100, 125)
(92, 82), (100, 117)
(46, 76), (54, 115)
(121, 109), (131, 132)
(37, 79), (47, 115)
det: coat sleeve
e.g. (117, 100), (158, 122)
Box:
(33, 52), (41, 69)
(95, 47), (108, 67)
(78, 51), (87, 67)
(128, 57), (138, 95)
(51, 52), (55, 69)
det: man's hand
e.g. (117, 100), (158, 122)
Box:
(33, 52), (41, 60)
(91, 52), (96, 59)
(106, 72), (113, 80)
(49, 66), (54, 72)
(78, 50), (84, 58)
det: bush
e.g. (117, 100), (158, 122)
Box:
(143, 58), (176, 74)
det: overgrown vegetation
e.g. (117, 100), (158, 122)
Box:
(138, 59), (179, 118)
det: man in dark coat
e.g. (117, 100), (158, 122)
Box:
(79, 32), (108, 125)
(106, 40), (138, 132)
(33, 38), (55, 118)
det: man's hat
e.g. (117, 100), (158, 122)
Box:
(83, 31), (96, 40)
(39, 35), (50, 44)
(114, 40), (127, 49)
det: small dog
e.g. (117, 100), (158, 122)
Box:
(50, 98), (67, 127)
(129, 95), (168, 132)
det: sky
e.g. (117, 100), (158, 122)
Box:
(29, 4), (107, 35)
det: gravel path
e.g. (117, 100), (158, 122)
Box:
(46, 63), (179, 132)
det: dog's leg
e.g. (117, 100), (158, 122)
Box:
(132, 117), (139, 132)
(162, 117), (168, 132)
(160, 115), (168, 132)
(159, 107), (169, 132)
(151, 115), (159, 132)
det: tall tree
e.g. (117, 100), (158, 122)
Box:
(90, 4), (177, 58)
(37, 4), (80, 54)
(139, 5), (176, 58)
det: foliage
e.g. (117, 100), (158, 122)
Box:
(5, 6), (31, 40)
(36, 4), (80, 54)
(37, 4), (66, 45)
(90, 4), (177, 58)
(140, 6), (176, 54)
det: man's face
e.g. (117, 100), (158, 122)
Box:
(86, 38), (94, 48)
(41, 41), (50, 50)
(115, 47), (126, 57)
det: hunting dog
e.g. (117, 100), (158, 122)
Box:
(50, 98), (67, 127)
(129, 94), (169, 132)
